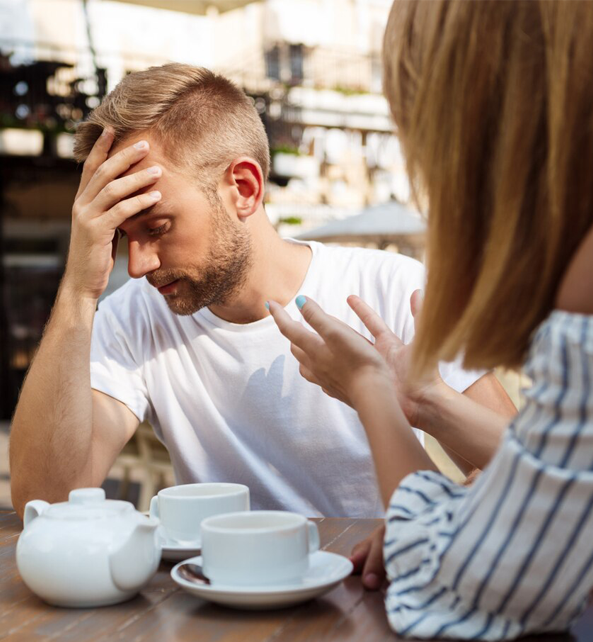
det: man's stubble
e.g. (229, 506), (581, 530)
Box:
(147, 196), (253, 316)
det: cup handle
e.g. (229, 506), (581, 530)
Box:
(307, 520), (320, 554)
(149, 495), (159, 520)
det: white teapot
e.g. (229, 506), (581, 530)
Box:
(16, 488), (161, 607)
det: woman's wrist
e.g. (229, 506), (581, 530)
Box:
(348, 367), (398, 412)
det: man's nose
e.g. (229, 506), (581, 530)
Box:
(127, 240), (160, 279)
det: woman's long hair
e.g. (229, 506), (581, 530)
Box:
(383, 0), (593, 373)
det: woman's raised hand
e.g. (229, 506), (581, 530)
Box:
(346, 291), (445, 427)
(269, 290), (445, 425)
(267, 296), (392, 409)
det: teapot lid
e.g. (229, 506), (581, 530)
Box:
(44, 488), (135, 521)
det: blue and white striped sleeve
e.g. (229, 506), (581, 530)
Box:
(384, 311), (593, 640)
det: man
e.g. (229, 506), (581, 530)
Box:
(10, 64), (514, 588)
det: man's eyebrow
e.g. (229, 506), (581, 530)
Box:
(116, 201), (171, 234)
(128, 200), (170, 222)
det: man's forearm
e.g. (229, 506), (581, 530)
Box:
(351, 374), (437, 508)
(417, 383), (510, 470)
(10, 285), (98, 515)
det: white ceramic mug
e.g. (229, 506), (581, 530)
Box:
(149, 483), (249, 545)
(200, 510), (320, 586)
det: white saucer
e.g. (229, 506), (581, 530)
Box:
(171, 551), (353, 610)
(161, 537), (201, 562)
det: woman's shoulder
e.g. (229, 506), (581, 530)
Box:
(555, 225), (593, 314)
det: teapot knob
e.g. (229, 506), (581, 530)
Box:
(69, 488), (106, 504)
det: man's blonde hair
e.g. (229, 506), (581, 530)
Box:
(74, 63), (270, 191)
(383, 0), (593, 373)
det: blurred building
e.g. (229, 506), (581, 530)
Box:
(0, 0), (412, 418)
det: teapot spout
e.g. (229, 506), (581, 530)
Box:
(109, 516), (160, 593)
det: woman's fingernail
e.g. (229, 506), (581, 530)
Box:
(295, 295), (307, 310)
(134, 140), (148, 150)
(264, 301), (270, 310)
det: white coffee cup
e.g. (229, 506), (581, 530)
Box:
(149, 483), (249, 545)
(200, 510), (320, 586)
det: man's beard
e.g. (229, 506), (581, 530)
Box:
(147, 198), (253, 316)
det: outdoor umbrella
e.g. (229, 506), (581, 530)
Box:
(297, 200), (426, 256)
(104, 0), (254, 15)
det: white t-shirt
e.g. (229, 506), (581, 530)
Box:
(90, 241), (483, 518)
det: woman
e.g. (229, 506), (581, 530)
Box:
(268, 0), (593, 639)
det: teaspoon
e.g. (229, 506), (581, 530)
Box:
(177, 562), (211, 585)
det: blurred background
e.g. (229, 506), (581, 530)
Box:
(0, 0), (525, 510)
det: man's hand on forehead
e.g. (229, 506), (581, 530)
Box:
(64, 130), (164, 300)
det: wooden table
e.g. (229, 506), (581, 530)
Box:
(1, 511), (591, 641)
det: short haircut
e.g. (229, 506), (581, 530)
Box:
(383, 0), (593, 373)
(74, 63), (270, 192)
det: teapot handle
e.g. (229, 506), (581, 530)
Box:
(23, 500), (50, 529)
(149, 495), (159, 520)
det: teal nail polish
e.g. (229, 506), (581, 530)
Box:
(264, 301), (270, 310)
(295, 295), (307, 310)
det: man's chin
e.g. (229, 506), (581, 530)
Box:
(163, 295), (204, 316)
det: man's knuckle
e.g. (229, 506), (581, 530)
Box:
(111, 201), (125, 218)
(135, 194), (148, 208)
(102, 182), (115, 199)
(94, 164), (107, 181)
(82, 154), (97, 170)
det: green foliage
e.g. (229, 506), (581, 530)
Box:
(331, 85), (369, 96)
(271, 145), (301, 156)
(278, 216), (303, 226)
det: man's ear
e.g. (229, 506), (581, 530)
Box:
(224, 157), (264, 220)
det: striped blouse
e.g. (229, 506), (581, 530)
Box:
(384, 311), (593, 640)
